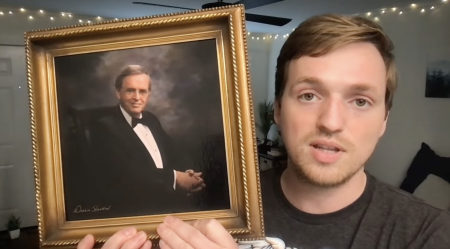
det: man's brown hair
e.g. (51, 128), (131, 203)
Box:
(115, 65), (151, 91)
(274, 14), (398, 116)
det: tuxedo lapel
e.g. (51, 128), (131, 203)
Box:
(141, 112), (172, 169)
(109, 107), (158, 169)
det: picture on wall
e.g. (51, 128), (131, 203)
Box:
(425, 59), (450, 98)
(25, 5), (264, 247)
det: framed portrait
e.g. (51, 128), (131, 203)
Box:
(25, 5), (264, 248)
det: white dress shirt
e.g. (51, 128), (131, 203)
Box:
(120, 105), (177, 189)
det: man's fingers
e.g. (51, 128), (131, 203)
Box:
(157, 223), (195, 249)
(191, 219), (237, 248)
(138, 240), (152, 249)
(77, 234), (95, 249)
(158, 239), (172, 249)
(120, 231), (148, 249)
(102, 227), (137, 249)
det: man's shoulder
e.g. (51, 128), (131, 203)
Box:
(90, 105), (122, 127)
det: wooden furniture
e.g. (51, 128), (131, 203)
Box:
(0, 227), (39, 249)
(258, 152), (287, 171)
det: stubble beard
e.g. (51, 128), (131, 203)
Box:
(287, 135), (364, 189)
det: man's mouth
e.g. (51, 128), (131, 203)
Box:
(312, 144), (340, 153)
(310, 141), (344, 153)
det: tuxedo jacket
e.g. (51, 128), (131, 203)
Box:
(83, 105), (188, 218)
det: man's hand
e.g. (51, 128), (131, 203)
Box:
(77, 227), (152, 249)
(157, 216), (237, 249)
(176, 171), (206, 192)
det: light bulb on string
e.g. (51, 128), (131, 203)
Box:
(50, 17), (54, 20)
(421, 8), (425, 12)
(39, 10), (43, 13)
(411, 3), (417, 8)
(29, 16), (33, 19)
(431, 6), (435, 9)
(0, 12), (3, 15)
(392, 7), (397, 11)
(399, 11), (403, 14)
(9, 11), (12, 14)
(20, 8), (25, 12)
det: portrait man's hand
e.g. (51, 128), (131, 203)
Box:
(157, 216), (238, 249)
(176, 171), (205, 192)
(76, 227), (151, 249)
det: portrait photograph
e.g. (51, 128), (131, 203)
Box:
(26, 6), (264, 246)
(55, 39), (231, 221)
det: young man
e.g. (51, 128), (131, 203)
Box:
(77, 14), (450, 249)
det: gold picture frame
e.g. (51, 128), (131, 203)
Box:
(25, 5), (264, 248)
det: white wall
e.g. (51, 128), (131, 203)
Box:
(247, 34), (274, 139)
(0, 7), (101, 45)
(365, 4), (450, 187)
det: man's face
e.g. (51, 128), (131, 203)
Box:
(116, 73), (150, 117)
(275, 42), (388, 187)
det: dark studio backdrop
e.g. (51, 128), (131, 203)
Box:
(53, 39), (231, 220)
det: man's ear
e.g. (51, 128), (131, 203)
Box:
(274, 99), (281, 125)
(115, 89), (120, 99)
(380, 111), (389, 137)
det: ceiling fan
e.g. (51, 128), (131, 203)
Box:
(132, 0), (291, 26)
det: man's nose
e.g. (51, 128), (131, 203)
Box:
(131, 90), (140, 99)
(316, 97), (346, 134)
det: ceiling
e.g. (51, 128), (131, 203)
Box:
(0, 0), (438, 33)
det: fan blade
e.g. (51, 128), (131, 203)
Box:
(233, 0), (284, 10)
(132, 2), (195, 11)
(245, 13), (291, 26)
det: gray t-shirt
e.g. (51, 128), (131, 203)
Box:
(260, 167), (450, 249)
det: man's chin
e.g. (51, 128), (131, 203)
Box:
(291, 163), (359, 188)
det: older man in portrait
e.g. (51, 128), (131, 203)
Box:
(84, 65), (205, 218)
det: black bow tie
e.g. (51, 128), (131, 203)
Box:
(131, 117), (145, 128)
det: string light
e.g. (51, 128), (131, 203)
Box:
(0, 1), (447, 42)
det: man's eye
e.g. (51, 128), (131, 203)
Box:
(300, 93), (316, 101)
(355, 99), (368, 107)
